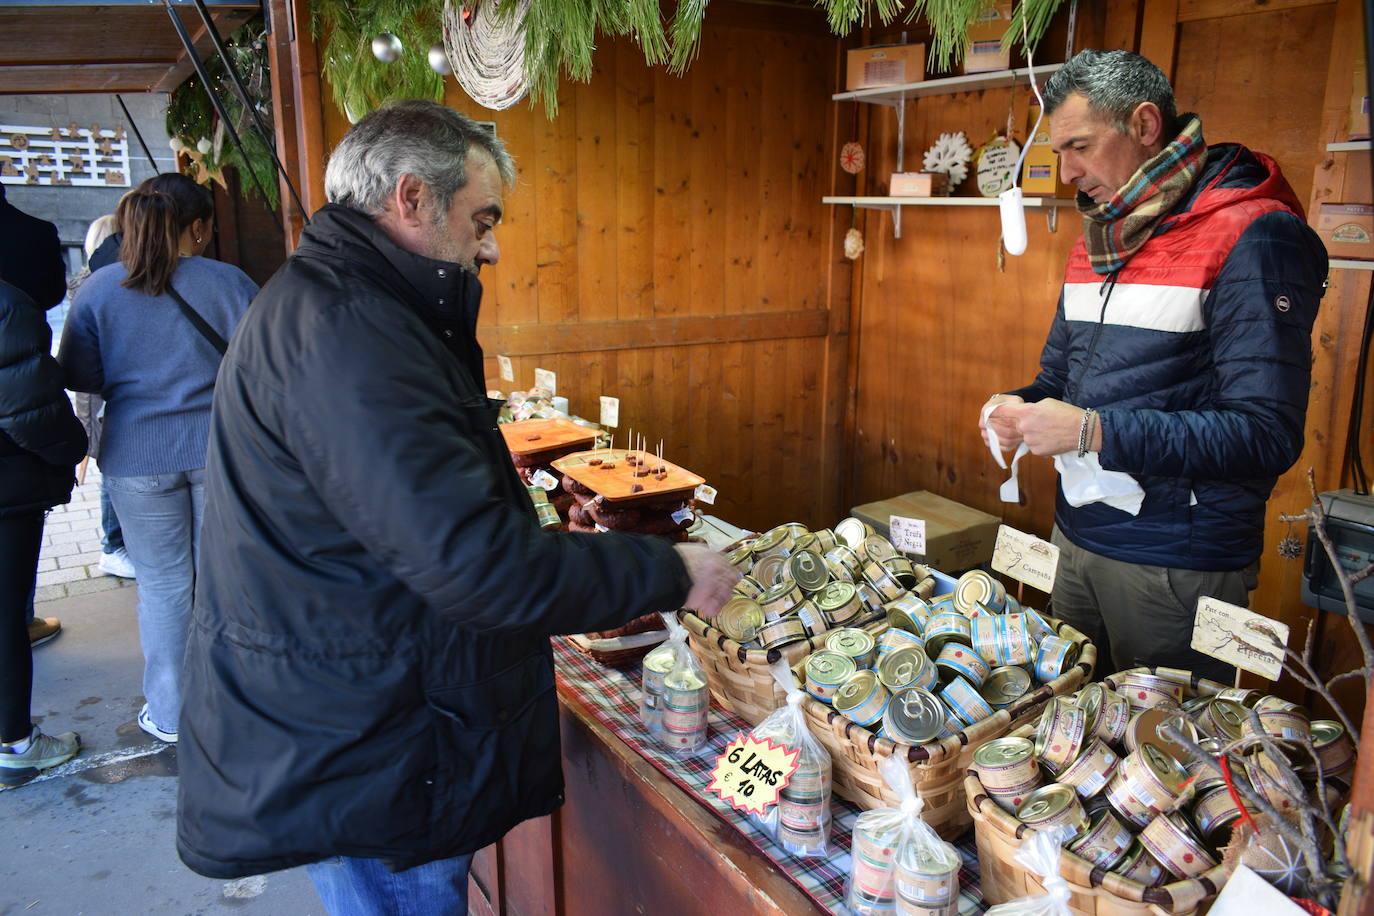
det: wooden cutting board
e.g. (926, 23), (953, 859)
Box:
(553, 449), (705, 503)
(501, 417), (599, 458)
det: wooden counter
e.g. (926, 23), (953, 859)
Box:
(466, 682), (826, 916)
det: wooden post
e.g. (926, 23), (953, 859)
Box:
(265, 0), (327, 251)
(1338, 679), (1374, 914)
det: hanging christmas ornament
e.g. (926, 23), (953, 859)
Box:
(974, 134), (1022, 198)
(169, 137), (185, 152)
(444, 0), (530, 111)
(428, 43), (453, 75)
(371, 32), (404, 64)
(844, 226), (865, 260)
(840, 141), (865, 175)
(921, 131), (972, 189)
(196, 137), (213, 154)
(1277, 521), (1304, 560)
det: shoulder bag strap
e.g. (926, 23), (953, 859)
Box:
(165, 281), (228, 356)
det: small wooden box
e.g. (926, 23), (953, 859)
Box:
(846, 43), (925, 90)
(889, 171), (949, 197)
(1318, 203), (1374, 259)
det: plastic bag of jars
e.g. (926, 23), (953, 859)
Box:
(640, 613), (710, 755)
(750, 658), (833, 858)
(846, 754), (965, 915)
(984, 825), (1076, 916)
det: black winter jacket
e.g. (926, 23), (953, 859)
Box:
(0, 281), (86, 516)
(177, 205), (691, 878)
(0, 193), (66, 310)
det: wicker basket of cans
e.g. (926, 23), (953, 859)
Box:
(964, 667), (1253, 916)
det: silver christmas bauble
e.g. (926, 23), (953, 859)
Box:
(371, 32), (403, 64)
(428, 43), (452, 75)
(196, 137), (213, 154)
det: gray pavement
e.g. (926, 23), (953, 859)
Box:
(3, 471), (322, 915)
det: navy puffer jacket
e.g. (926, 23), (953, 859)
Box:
(1009, 144), (1327, 570)
(0, 280), (86, 517)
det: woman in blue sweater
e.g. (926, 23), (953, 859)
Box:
(60, 174), (257, 744)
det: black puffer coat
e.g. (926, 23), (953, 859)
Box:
(177, 205), (691, 878)
(0, 280), (86, 516)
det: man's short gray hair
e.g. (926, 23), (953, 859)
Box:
(1043, 50), (1178, 136)
(324, 99), (516, 217)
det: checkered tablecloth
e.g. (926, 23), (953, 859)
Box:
(552, 637), (987, 914)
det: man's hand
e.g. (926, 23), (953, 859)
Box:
(992, 399), (1088, 456)
(674, 544), (741, 618)
(980, 393), (1026, 452)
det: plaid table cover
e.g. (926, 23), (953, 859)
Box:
(553, 637), (989, 914)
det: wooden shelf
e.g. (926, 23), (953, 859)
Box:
(824, 195), (1077, 208)
(833, 64), (1064, 107)
(1327, 141), (1371, 152)
(1330, 258), (1374, 270)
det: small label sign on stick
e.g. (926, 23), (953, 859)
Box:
(694, 484), (717, 505)
(497, 355), (514, 383)
(992, 524), (1060, 593)
(599, 396), (620, 428)
(534, 367), (557, 395)
(1191, 597), (1290, 681)
(708, 733), (800, 817)
(889, 516), (926, 555)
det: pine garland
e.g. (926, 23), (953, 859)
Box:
(311, 0), (444, 123)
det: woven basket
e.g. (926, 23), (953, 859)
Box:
(966, 667), (1235, 916)
(682, 610), (1095, 837)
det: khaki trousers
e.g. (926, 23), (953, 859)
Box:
(1049, 527), (1255, 684)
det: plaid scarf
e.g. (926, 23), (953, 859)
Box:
(1079, 114), (1207, 274)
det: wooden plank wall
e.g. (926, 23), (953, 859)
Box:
(317, 5), (852, 532)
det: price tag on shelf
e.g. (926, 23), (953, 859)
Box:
(534, 367), (557, 395)
(599, 395), (620, 428)
(1191, 597), (1290, 681)
(991, 524), (1060, 593)
(889, 515), (926, 555)
(707, 733), (799, 816)
(694, 484), (717, 505)
(497, 354), (514, 383)
(529, 469), (559, 491)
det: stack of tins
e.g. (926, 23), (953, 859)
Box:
(965, 666), (1358, 915)
(681, 518), (1096, 836)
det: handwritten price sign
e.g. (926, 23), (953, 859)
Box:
(992, 524), (1060, 592)
(708, 733), (800, 816)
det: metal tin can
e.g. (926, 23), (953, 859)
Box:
(935, 643), (990, 688)
(788, 549), (831, 594)
(823, 557), (853, 585)
(924, 613), (973, 657)
(835, 670), (891, 727)
(980, 666), (1032, 710)
(1125, 706), (1198, 764)
(953, 569), (1003, 616)
(1182, 737), (1227, 795)
(879, 627), (927, 659)
(1105, 743), (1189, 828)
(975, 613), (1037, 667)
(753, 553), (787, 589)
(825, 544), (865, 576)
(759, 580), (803, 618)
(826, 627), (877, 670)
(1246, 747), (1305, 819)
(1084, 684), (1132, 746)
(793, 599), (829, 637)
(776, 757), (832, 856)
(879, 646), (938, 692)
(1017, 783), (1089, 837)
(658, 668), (709, 752)
(1139, 812), (1217, 879)
(886, 595), (931, 635)
(1034, 634), (1078, 683)
(1215, 686), (1264, 708)
(986, 774), (1045, 814)
(718, 596), (765, 644)
(1200, 698), (1246, 741)
(883, 555), (921, 590)
(1192, 785), (1243, 848)
(806, 650), (857, 702)
(1311, 719), (1357, 779)
(1115, 841), (1168, 887)
(750, 526), (789, 561)
(816, 581), (864, 627)
(863, 534), (898, 563)
(1022, 606), (1056, 642)
(757, 615), (808, 651)
(862, 559), (907, 602)
(1035, 697), (1087, 772)
(973, 737), (1039, 790)
(1055, 738), (1121, 799)
(733, 574), (765, 600)
(847, 819), (902, 914)
(639, 645), (677, 731)
(727, 543), (755, 570)
(1069, 807), (1133, 870)
(939, 676), (995, 727)
(1115, 673), (1186, 711)
(894, 844), (961, 916)
(856, 581), (887, 612)
(835, 517), (874, 550)
(883, 687), (948, 746)
(1247, 696), (1311, 743)
(811, 528), (841, 554)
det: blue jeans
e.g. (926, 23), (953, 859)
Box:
(100, 481), (125, 554)
(305, 854), (473, 916)
(105, 469), (205, 735)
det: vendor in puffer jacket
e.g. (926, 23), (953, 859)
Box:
(979, 50), (1326, 682)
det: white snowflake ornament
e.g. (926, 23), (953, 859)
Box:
(922, 131), (973, 189)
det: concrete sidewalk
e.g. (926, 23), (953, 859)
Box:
(3, 472), (321, 914)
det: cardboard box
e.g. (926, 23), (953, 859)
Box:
(1350, 57), (1369, 141)
(1318, 203), (1374, 259)
(964, 1), (1013, 74)
(847, 43), (925, 91)
(1021, 105), (1076, 198)
(850, 490), (1001, 573)
(889, 171), (949, 197)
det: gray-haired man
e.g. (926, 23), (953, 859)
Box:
(979, 50), (1325, 682)
(177, 100), (737, 913)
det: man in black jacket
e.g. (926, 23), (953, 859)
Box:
(177, 100), (737, 914)
(0, 185), (66, 312)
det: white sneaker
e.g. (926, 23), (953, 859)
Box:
(137, 705), (177, 744)
(98, 548), (136, 579)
